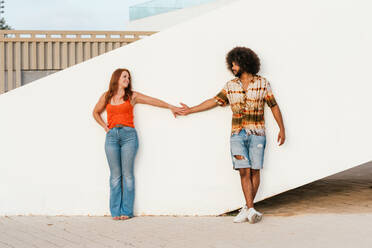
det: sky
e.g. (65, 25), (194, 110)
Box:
(2, 0), (149, 30)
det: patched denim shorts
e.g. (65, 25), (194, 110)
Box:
(230, 129), (266, 170)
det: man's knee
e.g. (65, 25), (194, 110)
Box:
(251, 169), (260, 176)
(239, 168), (251, 178)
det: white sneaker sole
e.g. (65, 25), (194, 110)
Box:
(233, 217), (248, 223)
(248, 213), (262, 224)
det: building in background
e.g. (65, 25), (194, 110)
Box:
(129, 0), (217, 21)
(126, 0), (240, 31)
(0, 30), (155, 93)
(1, 0), (239, 93)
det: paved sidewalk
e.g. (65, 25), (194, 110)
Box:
(254, 161), (372, 216)
(1, 161), (371, 248)
(1, 214), (372, 248)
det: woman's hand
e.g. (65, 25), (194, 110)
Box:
(104, 126), (110, 133)
(169, 105), (184, 118)
(178, 103), (192, 116)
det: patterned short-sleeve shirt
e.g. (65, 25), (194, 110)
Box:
(214, 75), (277, 136)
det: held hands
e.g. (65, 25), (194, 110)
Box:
(178, 103), (192, 116)
(171, 102), (192, 116)
(169, 105), (181, 118)
(169, 103), (192, 117)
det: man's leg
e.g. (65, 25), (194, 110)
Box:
(239, 167), (254, 208)
(251, 169), (260, 201)
(231, 130), (260, 223)
(242, 135), (265, 223)
(248, 135), (266, 203)
(233, 167), (256, 223)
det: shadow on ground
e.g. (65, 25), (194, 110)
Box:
(225, 161), (372, 216)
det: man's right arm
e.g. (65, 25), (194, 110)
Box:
(177, 83), (229, 116)
(179, 98), (218, 115)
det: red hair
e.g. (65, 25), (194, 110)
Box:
(104, 68), (133, 106)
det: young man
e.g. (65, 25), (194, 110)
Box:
(178, 47), (285, 223)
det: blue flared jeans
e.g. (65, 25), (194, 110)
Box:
(104, 126), (138, 217)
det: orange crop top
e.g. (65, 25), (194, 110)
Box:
(106, 100), (134, 129)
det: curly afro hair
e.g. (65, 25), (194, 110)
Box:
(226, 47), (260, 75)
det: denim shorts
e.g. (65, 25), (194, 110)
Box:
(230, 129), (266, 170)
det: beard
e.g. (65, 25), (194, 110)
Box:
(233, 69), (242, 78)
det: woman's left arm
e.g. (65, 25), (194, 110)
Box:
(132, 91), (180, 117)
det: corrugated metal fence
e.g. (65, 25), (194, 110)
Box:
(0, 30), (156, 94)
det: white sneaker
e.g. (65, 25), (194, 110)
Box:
(233, 205), (249, 223)
(247, 208), (263, 224)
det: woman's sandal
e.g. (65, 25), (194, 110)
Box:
(112, 216), (121, 220)
(120, 215), (130, 220)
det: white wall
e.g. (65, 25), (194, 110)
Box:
(0, 0), (371, 216)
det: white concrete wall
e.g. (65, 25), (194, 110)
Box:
(0, 0), (371, 216)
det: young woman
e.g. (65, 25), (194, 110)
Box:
(93, 68), (180, 220)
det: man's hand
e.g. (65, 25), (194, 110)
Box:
(169, 105), (184, 118)
(177, 103), (192, 116)
(270, 105), (285, 146)
(175, 98), (218, 116)
(277, 129), (286, 146)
